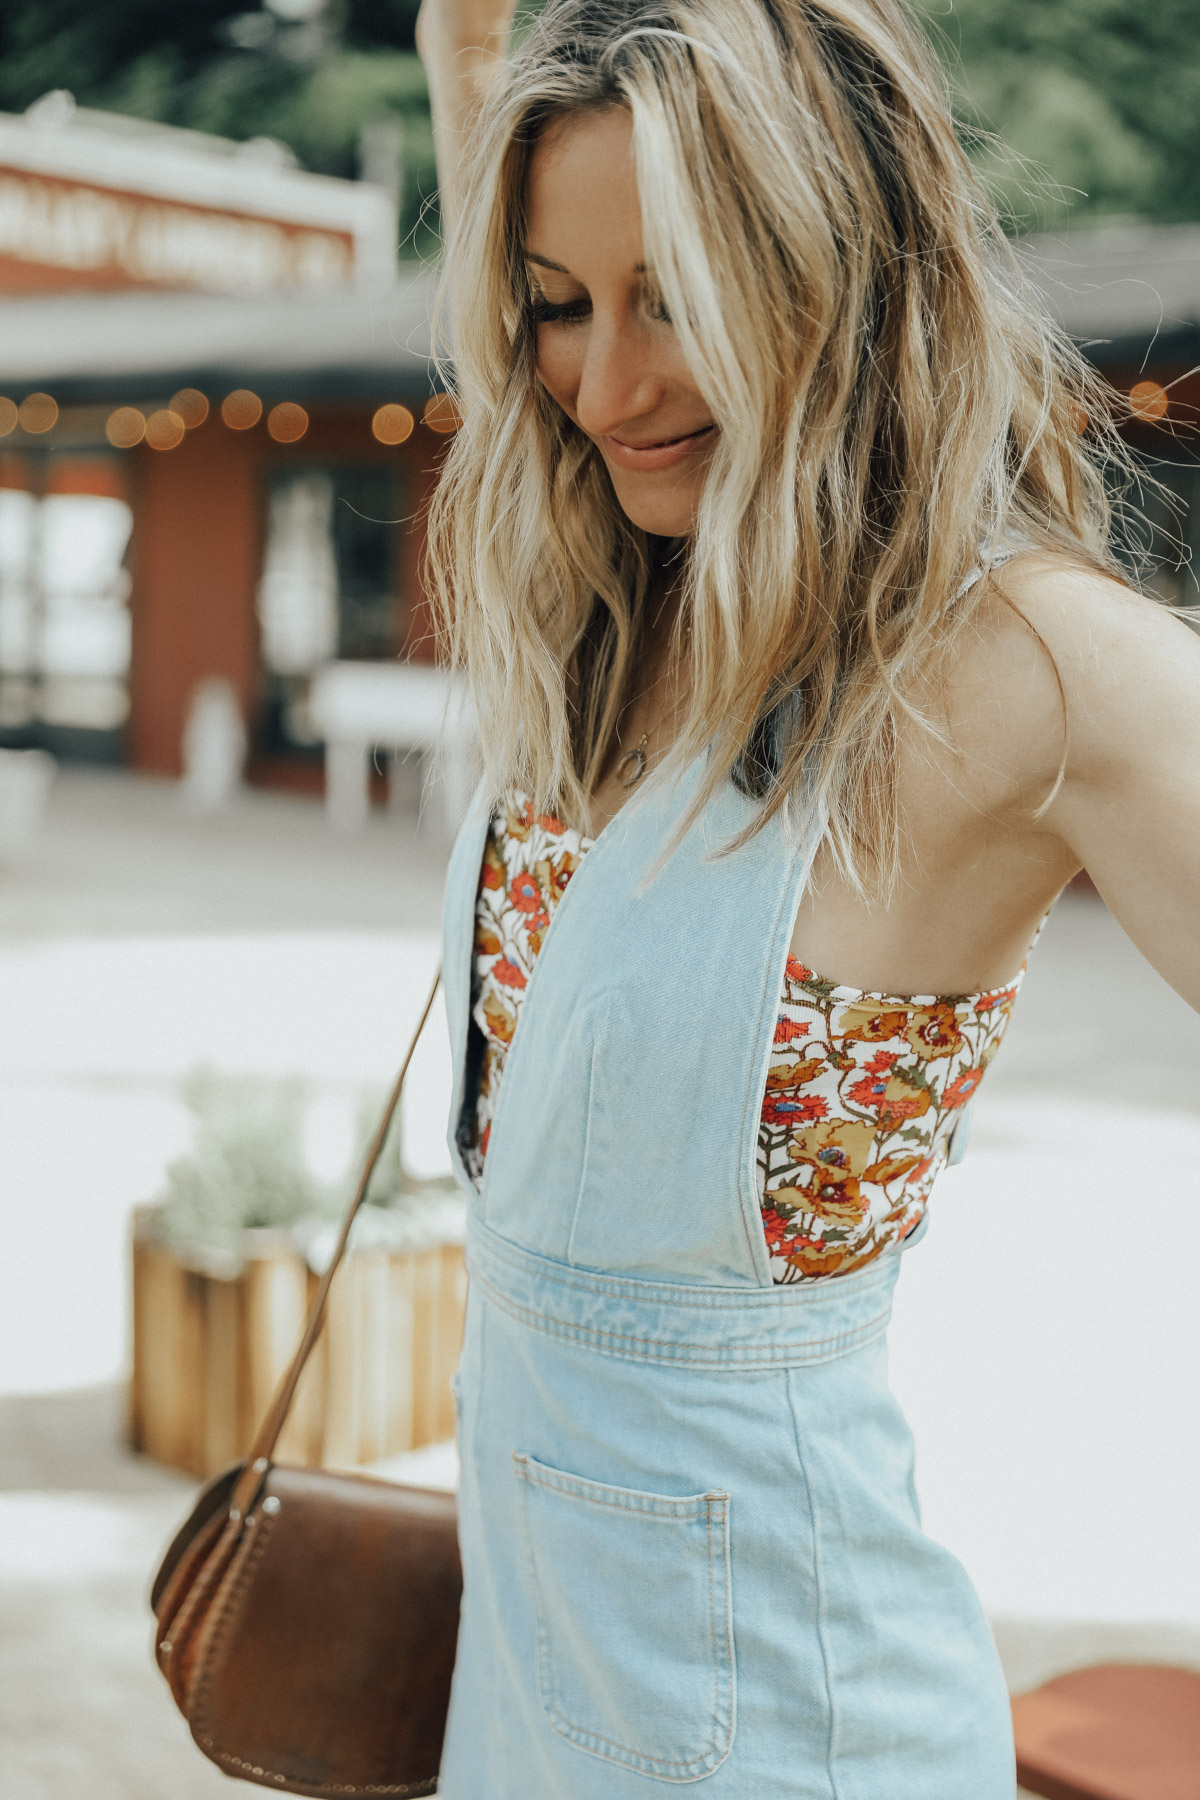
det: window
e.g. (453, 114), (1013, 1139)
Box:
(256, 463), (406, 756)
(0, 468), (133, 755)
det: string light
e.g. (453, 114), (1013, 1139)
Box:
(0, 398), (16, 437)
(267, 402), (309, 443)
(423, 393), (461, 435)
(372, 403), (415, 445)
(106, 407), (146, 448)
(221, 389), (263, 430)
(1129, 380), (1168, 422)
(19, 393), (58, 434)
(170, 389), (210, 429)
(145, 409), (186, 451)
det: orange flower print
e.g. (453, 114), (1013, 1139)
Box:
(481, 842), (505, 889)
(761, 1201), (824, 1260)
(776, 1165), (866, 1226)
(766, 1056), (824, 1094)
(760, 1204), (792, 1251)
(471, 786), (1029, 1285)
(846, 1048), (903, 1110)
(482, 991), (517, 1046)
(943, 1067), (984, 1109)
(507, 874), (543, 921)
(904, 1003), (965, 1060)
(538, 852), (578, 907)
(863, 1151), (929, 1186)
(839, 1004), (912, 1045)
(504, 797), (533, 841)
(786, 1117), (876, 1177)
(761, 1090), (828, 1130)
(783, 1242), (854, 1278)
(876, 1073), (932, 1132)
(847, 1073), (885, 1108)
(773, 1014), (810, 1044)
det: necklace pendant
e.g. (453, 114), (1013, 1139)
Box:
(615, 740), (648, 788)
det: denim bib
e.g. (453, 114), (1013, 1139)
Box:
(438, 766), (1014, 1797)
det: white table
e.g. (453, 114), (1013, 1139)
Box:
(308, 660), (476, 833)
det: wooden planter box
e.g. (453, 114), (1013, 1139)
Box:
(129, 1207), (467, 1479)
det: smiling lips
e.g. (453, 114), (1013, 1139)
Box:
(602, 421), (718, 472)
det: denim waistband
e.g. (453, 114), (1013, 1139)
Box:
(466, 1218), (898, 1370)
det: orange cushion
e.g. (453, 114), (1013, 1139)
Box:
(1012, 1664), (1200, 1800)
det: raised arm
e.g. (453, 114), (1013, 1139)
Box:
(416, 0), (520, 233)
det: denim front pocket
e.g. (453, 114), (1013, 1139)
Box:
(513, 1452), (735, 1781)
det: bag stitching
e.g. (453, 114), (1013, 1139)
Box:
(168, 1517), (243, 1710)
(192, 1509), (437, 1796)
(191, 1511), (276, 1747)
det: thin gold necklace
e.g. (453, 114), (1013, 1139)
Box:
(613, 580), (681, 789)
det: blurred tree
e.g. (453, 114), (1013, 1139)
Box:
(3, 0), (1200, 238)
(0, 0), (436, 255)
(918, 0), (1200, 228)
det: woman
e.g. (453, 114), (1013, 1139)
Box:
(416, 1), (1200, 1792)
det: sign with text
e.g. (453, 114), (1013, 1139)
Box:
(0, 168), (355, 293)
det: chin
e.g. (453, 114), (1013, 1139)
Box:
(609, 477), (703, 538)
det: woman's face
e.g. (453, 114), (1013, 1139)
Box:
(524, 105), (717, 538)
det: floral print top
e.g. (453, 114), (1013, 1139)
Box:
(467, 793), (1026, 1282)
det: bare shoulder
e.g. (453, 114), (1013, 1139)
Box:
(992, 551), (1200, 783)
(924, 550), (1200, 812)
(995, 550), (1190, 679)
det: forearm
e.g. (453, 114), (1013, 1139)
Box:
(417, 2), (518, 233)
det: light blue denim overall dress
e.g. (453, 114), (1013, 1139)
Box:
(437, 763), (1015, 1798)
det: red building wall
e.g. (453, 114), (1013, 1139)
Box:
(128, 406), (442, 776)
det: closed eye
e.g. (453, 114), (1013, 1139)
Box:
(530, 296), (592, 326)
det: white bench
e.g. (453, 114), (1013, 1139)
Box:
(308, 660), (477, 834)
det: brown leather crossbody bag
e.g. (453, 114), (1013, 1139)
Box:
(151, 970), (461, 1798)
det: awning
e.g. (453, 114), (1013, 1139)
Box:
(1020, 222), (1200, 365)
(0, 273), (439, 406)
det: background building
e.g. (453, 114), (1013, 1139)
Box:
(1025, 222), (1200, 609)
(0, 94), (443, 785)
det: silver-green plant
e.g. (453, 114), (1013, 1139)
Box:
(149, 1068), (463, 1271)
(152, 1068), (336, 1267)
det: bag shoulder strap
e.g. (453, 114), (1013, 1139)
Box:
(230, 966), (443, 1520)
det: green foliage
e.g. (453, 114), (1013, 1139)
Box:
(0, 1), (249, 113)
(3, 0), (1200, 237)
(916, 0), (1200, 227)
(0, 0), (438, 256)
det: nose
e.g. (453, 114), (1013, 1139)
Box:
(573, 316), (665, 440)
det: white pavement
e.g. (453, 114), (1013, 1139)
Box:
(1, 769), (1198, 1796)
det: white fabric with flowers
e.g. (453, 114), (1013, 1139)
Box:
(467, 792), (1025, 1281)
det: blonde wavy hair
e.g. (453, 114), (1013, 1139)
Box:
(427, 0), (1124, 892)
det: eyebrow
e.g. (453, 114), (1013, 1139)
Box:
(524, 251), (648, 275)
